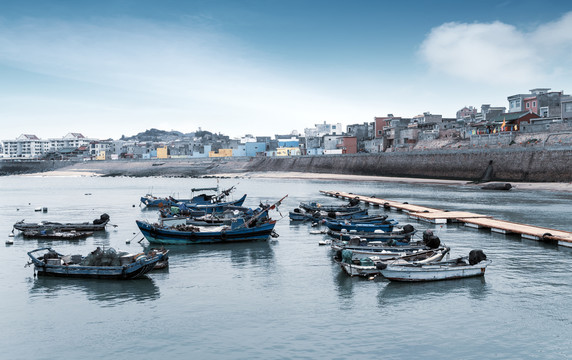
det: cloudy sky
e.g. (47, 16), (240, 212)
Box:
(1, 0), (571, 140)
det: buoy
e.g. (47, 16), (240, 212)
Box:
(6, 238), (14, 245)
(125, 239), (131, 244)
(9, 232), (15, 237)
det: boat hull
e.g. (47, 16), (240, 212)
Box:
(136, 220), (276, 245)
(380, 260), (491, 282)
(28, 248), (164, 280)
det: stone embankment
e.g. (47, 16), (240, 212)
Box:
(2, 146), (571, 182)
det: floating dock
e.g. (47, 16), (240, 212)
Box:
(320, 190), (572, 248)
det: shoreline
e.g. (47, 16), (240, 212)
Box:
(19, 169), (572, 192)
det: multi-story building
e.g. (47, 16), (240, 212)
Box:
(1, 134), (49, 158)
(561, 96), (572, 121)
(48, 133), (95, 152)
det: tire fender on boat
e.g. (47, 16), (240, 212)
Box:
(220, 230), (227, 240)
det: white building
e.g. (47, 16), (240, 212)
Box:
(304, 121), (343, 137)
(1, 134), (49, 158)
(48, 133), (95, 151)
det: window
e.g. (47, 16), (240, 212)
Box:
(526, 103), (530, 109)
(540, 107), (549, 117)
(532, 101), (536, 107)
(565, 102), (572, 113)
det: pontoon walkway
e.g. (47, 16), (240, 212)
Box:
(320, 190), (572, 248)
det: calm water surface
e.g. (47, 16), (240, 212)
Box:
(1, 175), (571, 359)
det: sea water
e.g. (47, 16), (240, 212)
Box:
(1, 175), (571, 359)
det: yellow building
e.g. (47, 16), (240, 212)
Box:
(157, 146), (169, 159)
(209, 149), (233, 157)
(95, 151), (106, 160)
(276, 147), (301, 156)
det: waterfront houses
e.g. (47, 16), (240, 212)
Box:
(2, 87), (572, 161)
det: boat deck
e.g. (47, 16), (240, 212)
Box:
(320, 190), (572, 247)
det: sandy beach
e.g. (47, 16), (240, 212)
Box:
(23, 167), (571, 192)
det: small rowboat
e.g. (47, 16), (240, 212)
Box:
(379, 250), (491, 282)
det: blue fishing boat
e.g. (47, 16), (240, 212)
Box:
(299, 200), (361, 213)
(289, 208), (369, 222)
(136, 220), (277, 245)
(137, 195), (287, 245)
(160, 194), (248, 218)
(27, 247), (166, 279)
(140, 186), (237, 207)
(323, 218), (398, 232)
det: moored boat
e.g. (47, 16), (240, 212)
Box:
(289, 208), (369, 222)
(299, 200), (361, 213)
(378, 250), (491, 282)
(335, 247), (450, 277)
(137, 195), (287, 245)
(22, 229), (93, 239)
(140, 186), (237, 207)
(27, 247), (166, 279)
(323, 218), (398, 233)
(13, 214), (111, 232)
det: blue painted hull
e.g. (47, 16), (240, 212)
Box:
(136, 220), (276, 245)
(289, 209), (369, 221)
(323, 219), (398, 232)
(27, 248), (164, 279)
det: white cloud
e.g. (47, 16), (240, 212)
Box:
(419, 12), (572, 85)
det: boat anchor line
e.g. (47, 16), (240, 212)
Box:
(320, 190), (572, 247)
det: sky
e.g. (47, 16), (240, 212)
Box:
(1, 0), (572, 140)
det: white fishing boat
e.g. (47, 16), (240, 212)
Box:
(336, 247), (450, 278)
(379, 250), (491, 282)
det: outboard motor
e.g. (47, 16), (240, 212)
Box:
(293, 208), (301, 213)
(422, 229), (440, 249)
(93, 213), (110, 225)
(349, 198), (360, 207)
(402, 224), (415, 234)
(469, 250), (487, 265)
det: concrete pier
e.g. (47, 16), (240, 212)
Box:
(320, 190), (572, 247)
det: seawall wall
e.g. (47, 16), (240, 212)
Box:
(243, 147), (572, 182)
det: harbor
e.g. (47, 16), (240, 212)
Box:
(2, 175), (572, 359)
(321, 190), (572, 247)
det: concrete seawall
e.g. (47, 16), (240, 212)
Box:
(244, 147), (572, 182)
(2, 146), (571, 182)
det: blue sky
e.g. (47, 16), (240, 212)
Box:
(1, 0), (571, 140)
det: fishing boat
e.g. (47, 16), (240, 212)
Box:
(335, 247), (450, 277)
(299, 200), (361, 213)
(22, 229), (93, 240)
(327, 225), (415, 242)
(164, 194), (248, 216)
(27, 247), (166, 279)
(323, 218), (398, 233)
(137, 195), (287, 245)
(378, 250), (491, 282)
(289, 208), (369, 222)
(13, 214), (111, 232)
(140, 186), (237, 207)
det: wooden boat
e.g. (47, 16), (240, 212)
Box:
(27, 247), (166, 279)
(379, 250), (491, 282)
(299, 201), (361, 213)
(481, 182), (512, 191)
(13, 214), (110, 232)
(22, 229), (93, 239)
(327, 226), (415, 242)
(323, 218), (398, 233)
(136, 220), (277, 245)
(335, 247), (450, 277)
(289, 208), (369, 222)
(137, 195), (287, 245)
(141, 186), (236, 207)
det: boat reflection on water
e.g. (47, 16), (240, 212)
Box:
(28, 275), (160, 307)
(146, 241), (276, 271)
(377, 275), (489, 305)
